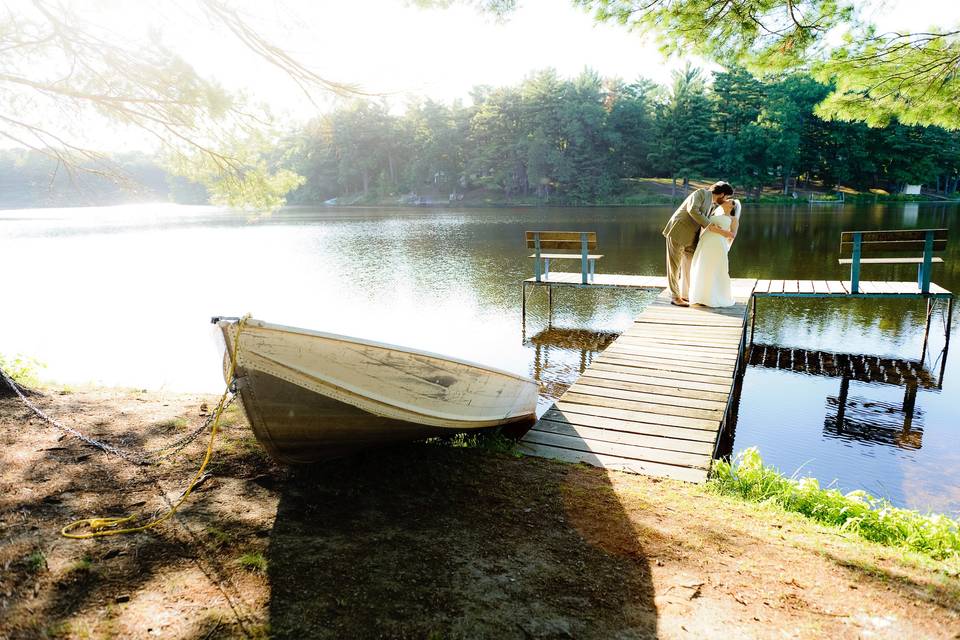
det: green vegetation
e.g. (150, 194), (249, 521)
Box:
(25, 550), (47, 573)
(236, 551), (268, 574)
(205, 526), (234, 548)
(67, 555), (94, 574)
(571, 1), (960, 131)
(282, 67), (960, 206)
(0, 353), (45, 388)
(427, 430), (521, 456)
(711, 448), (960, 562)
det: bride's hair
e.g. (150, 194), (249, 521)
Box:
(729, 199), (742, 217)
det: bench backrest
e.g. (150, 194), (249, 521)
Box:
(839, 229), (948, 256)
(525, 231), (597, 252)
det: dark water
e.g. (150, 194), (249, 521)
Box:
(1, 202), (957, 514)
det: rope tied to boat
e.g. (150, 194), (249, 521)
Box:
(59, 313), (250, 539)
(0, 366), (235, 465)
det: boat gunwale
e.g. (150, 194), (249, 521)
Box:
(216, 317), (538, 386)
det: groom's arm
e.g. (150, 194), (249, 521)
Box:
(685, 190), (711, 228)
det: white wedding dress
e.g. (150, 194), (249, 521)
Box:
(688, 210), (735, 308)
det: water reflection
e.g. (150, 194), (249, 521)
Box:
(744, 343), (939, 451)
(525, 327), (619, 417)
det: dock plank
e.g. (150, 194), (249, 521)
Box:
(560, 393), (723, 423)
(586, 362), (734, 391)
(571, 382), (729, 411)
(517, 442), (709, 483)
(827, 280), (846, 294)
(542, 408), (717, 443)
(533, 419), (715, 455)
(524, 429), (710, 467)
(575, 374), (730, 402)
(605, 343), (739, 363)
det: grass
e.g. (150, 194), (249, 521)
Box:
(205, 526), (234, 547)
(710, 448), (960, 562)
(25, 549), (47, 572)
(427, 430), (521, 456)
(236, 551), (268, 574)
(67, 555), (94, 573)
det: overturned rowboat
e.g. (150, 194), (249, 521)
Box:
(212, 317), (539, 463)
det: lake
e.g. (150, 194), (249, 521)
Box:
(1, 202), (957, 514)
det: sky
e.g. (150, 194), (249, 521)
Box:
(11, 0), (960, 152)
(171, 0), (960, 122)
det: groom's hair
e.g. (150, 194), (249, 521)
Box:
(710, 181), (734, 196)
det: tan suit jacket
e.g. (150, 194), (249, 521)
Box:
(662, 188), (714, 251)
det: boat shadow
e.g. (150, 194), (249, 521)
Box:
(266, 442), (657, 639)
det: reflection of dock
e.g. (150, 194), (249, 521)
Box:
(747, 344), (939, 388)
(519, 280), (756, 483)
(748, 343), (938, 450)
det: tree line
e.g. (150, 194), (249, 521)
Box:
(280, 66), (960, 204)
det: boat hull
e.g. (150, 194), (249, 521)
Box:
(216, 318), (539, 463)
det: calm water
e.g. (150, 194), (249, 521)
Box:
(1, 202), (957, 514)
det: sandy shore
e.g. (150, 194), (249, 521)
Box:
(1, 383), (958, 639)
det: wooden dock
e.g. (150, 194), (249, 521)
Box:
(519, 278), (757, 483)
(519, 271), (953, 483)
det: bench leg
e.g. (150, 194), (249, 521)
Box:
(521, 281), (526, 334)
(940, 297), (954, 388)
(544, 258), (550, 280)
(548, 286), (553, 327)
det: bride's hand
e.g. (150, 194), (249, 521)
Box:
(707, 223), (733, 239)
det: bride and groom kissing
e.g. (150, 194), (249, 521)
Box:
(662, 181), (741, 308)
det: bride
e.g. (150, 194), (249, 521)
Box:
(688, 198), (740, 308)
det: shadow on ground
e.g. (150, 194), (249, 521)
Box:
(266, 443), (657, 639)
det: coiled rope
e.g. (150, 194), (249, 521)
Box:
(0, 315), (250, 539)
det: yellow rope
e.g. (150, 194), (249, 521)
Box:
(61, 315), (250, 539)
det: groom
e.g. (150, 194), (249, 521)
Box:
(662, 181), (734, 307)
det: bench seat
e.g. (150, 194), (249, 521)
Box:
(838, 257), (944, 265)
(528, 253), (604, 260)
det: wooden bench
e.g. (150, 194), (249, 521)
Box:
(839, 228), (948, 294)
(526, 231), (603, 284)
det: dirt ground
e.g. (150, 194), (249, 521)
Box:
(1, 384), (959, 640)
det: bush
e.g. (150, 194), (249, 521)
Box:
(710, 448), (960, 561)
(0, 353), (45, 388)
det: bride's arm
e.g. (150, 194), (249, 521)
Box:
(707, 223), (734, 239)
